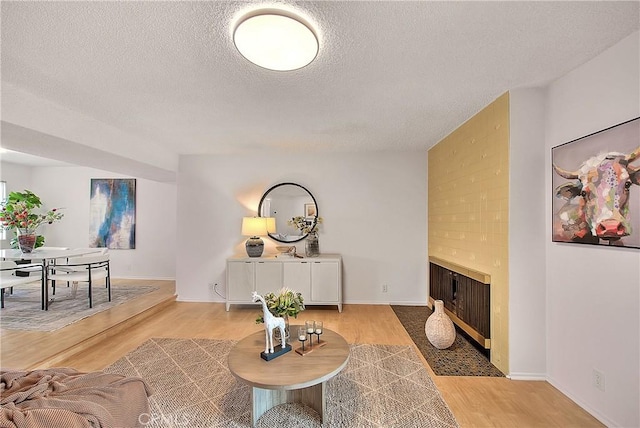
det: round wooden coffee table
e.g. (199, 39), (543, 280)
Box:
(228, 326), (349, 426)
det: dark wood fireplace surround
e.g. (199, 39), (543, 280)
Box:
(428, 256), (491, 349)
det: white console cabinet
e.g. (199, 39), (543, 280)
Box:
(226, 254), (342, 312)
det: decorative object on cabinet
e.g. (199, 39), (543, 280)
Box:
(305, 232), (320, 257)
(252, 291), (291, 359)
(241, 216), (275, 257)
(425, 300), (456, 349)
(275, 245), (299, 258)
(226, 254), (342, 312)
(552, 116), (640, 248)
(258, 182), (318, 243)
(289, 215), (323, 257)
(1, 189), (64, 252)
(89, 179), (136, 249)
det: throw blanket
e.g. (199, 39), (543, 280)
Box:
(1, 368), (152, 428)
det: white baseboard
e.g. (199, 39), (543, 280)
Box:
(111, 276), (175, 281)
(177, 297), (225, 303)
(344, 299), (429, 306)
(173, 298), (429, 306)
(507, 372), (546, 381)
(546, 375), (619, 427)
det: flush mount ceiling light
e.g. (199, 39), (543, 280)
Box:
(233, 11), (318, 71)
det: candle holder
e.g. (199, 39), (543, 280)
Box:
(315, 321), (323, 342)
(305, 320), (315, 346)
(298, 327), (307, 351)
(296, 325), (315, 355)
(314, 320), (327, 349)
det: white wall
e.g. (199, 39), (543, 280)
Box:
(545, 32), (640, 427)
(1, 162), (177, 280)
(0, 162), (33, 248)
(0, 162), (33, 191)
(508, 88), (547, 379)
(176, 151), (427, 305)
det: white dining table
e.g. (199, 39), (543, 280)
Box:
(0, 248), (103, 310)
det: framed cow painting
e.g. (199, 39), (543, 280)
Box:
(552, 117), (640, 249)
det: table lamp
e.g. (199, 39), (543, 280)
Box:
(242, 217), (275, 257)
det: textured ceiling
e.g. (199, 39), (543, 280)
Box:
(1, 1), (639, 159)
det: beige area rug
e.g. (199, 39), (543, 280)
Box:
(104, 338), (459, 428)
(0, 282), (158, 331)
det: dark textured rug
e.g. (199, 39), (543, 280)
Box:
(0, 282), (158, 331)
(391, 305), (504, 377)
(104, 338), (460, 428)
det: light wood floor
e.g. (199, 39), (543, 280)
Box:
(1, 280), (603, 428)
(0, 279), (177, 369)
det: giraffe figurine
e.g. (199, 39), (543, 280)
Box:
(252, 291), (287, 354)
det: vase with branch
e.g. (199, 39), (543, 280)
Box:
(0, 190), (64, 253)
(288, 215), (323, 257)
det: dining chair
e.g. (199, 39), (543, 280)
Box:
(0, 261), (44, 308)
(54, 248), (108, 271)
(65, 247), (108, 255)
(15, 247), (70, 277)
(50, 248), (108, 294)
(47, 254), (111, 308)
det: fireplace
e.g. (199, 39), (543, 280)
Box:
(428, 257), (491, 349)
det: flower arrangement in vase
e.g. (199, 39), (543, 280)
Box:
(255, 287), (306, 323)
(0, 190), (64, 252)
(288, 215), (323, 257)
(256, 287), (306, 343)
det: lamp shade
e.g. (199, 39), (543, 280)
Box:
(242, 217), (276, 257)
(242, 217), (267, 236)
(266, 217), (276, 234)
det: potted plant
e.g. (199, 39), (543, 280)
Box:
(256, 287), (306, 342)
(255, 287), (305, 322)
(288, 216), (323, 257)
(0, 190), (64, 253)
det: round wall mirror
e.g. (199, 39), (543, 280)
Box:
(258, 183), (318, 243)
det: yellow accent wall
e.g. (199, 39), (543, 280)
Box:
(428, 92), (510, 374)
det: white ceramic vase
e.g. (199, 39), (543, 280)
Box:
(425, 300), (456, 349)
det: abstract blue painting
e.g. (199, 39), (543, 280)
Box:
(89, 178), (136, 249)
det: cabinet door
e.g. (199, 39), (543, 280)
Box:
(311, 262), (339, 302)
(283, 261), (311, 299)
(429, 263), (449, 302)
(227, 261), (255, 301)
(456, 274), (471, 321)
(255, 262), (283, 295)
(458, 277), (490, 338)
